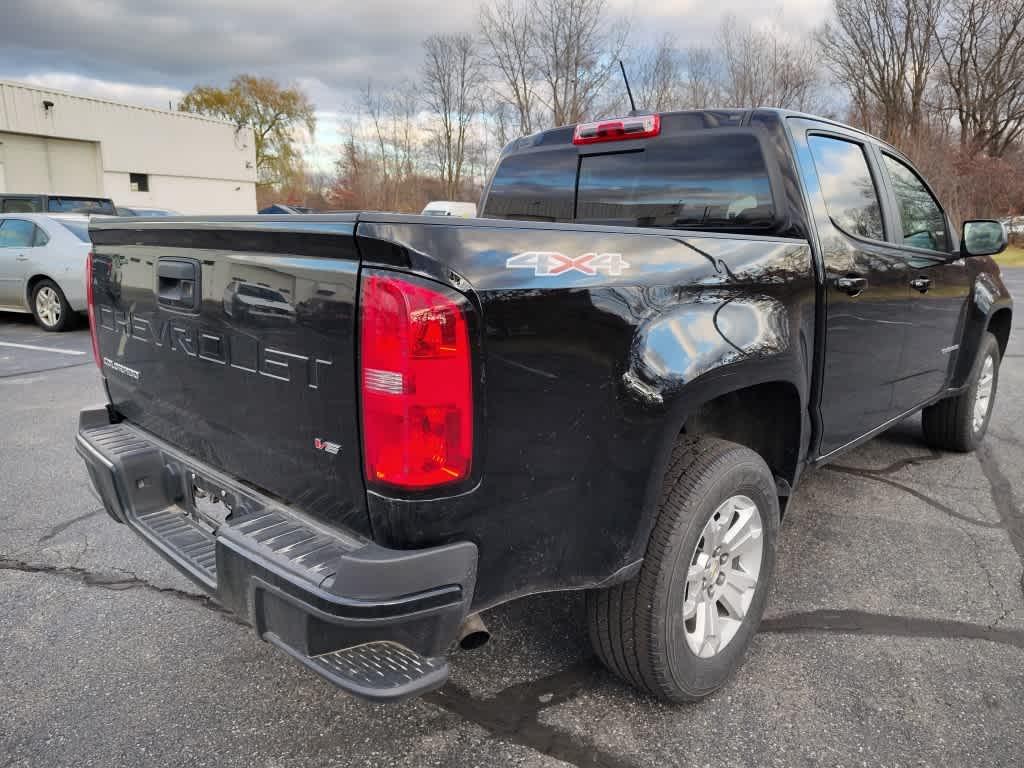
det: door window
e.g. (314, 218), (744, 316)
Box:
(881, 154), (949, 252)
(0, 219), (36, 248)
(807, 135), (885, 241)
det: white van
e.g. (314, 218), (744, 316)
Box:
(421, 201), (477, 218)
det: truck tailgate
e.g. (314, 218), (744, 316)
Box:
(88, 217), (369, 534)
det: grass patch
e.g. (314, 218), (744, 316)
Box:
(995, 244), (1024, 267)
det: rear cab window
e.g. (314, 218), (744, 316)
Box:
(482, 149), (576, 222)
(2, 197), (43, 213)
(482, 114), (783, 236)
(576, 135), (774, 231)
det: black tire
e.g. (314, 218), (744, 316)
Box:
(30, 279), (74, 332)
(921, 332), (1000, 452)
(586, 436), (779, 703)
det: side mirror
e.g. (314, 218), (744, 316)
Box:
(961, 220), (1008, 257)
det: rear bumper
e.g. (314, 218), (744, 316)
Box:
(75, 407), (477, 702)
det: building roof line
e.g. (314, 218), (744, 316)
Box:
(0, 79), (245, 129)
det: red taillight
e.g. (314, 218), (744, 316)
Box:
(573, 114), (661, 145)
(359, 273), (473, 490)
(86, 252), (102, 369)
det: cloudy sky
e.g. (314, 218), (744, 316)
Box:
(0, 0), (830, 155)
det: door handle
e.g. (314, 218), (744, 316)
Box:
(835, 276), (868, 296)
(157, 258), (200, 310)
(910, 277), (931, 293)
(15, 254), (28, 262)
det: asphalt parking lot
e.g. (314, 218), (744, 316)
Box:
(3, 272), (1024, 768)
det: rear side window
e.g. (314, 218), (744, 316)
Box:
(576, 134), (774, 230)
(58, 220), (91, 242)
(0, 219), (36, 247)
(882, 154), (949, 252)
(807, 135), (884, 241)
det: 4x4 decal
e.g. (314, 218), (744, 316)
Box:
(506, 251), (631, 277)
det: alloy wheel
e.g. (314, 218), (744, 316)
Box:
(682, 494), (764, 658)
(35, 286), (62, 329)
(973, 355), (994, 433)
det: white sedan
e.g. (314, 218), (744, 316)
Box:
(0, 213), (91, 331)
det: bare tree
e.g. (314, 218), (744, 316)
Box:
(936, 0), (1024, 157)
(819, 0), (943, 144)
(683, 46), (722, 109)
(423, 33), (484, 199)
(479, 0), (539, 135)
(717, 16), (820, 110)
(531, 0), (628, 125)
(630, 35), (683, 112)
(353, 81), (423, 211)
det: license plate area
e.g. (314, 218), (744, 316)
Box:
(186, 471), (238, 534)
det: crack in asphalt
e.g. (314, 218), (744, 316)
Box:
(955, 514), (1012, 628)
(830, 449), (944, 477)
(0, 555), (246, 626)
(825, 456), (1003, 530)
(976, 443), (1024, 598)
(426, 662), (639, 768)
(761, 609), (1024, 650)
(37, 508), (103, 543)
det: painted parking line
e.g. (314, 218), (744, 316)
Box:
(0, 341), (87, 356)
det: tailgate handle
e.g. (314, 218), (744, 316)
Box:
(157, 259), (200, 310)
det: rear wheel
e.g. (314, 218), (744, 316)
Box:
(586, 436), (779, 702)
(31, 280), (74, 332)
(921, 332), (1000, 452)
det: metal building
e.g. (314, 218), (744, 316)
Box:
(0, 80), (257, 214)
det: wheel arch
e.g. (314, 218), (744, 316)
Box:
(25, 274), (56, 306)
(988, 307), (1012, 359)
(636, 358), (809, 542)
(680, 379), (805, 494)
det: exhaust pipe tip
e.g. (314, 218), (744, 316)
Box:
(457, 613), (491, 651)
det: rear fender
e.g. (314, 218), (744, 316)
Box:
(951, 266), (1013, 389)
(622, 293), (808, 567)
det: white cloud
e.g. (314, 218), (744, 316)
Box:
(13, 72), (185, 110)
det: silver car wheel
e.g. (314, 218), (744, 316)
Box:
(973, 355), (994, 433)
(35, 286), (62, 328)
(682, 494), (764, 659)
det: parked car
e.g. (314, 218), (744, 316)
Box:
(421, 200), (477, 217)
(116, 206), (180, 217)
(222, 280), (296, 325)
(0, 193), (116, 215)
(78, 108), (1012, 704)
(259, 204), (315, 214)
(0, 213), (92, 331)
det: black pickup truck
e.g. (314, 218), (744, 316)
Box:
(77, 109), (1012, 703)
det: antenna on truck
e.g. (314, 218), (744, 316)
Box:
(619, 60), (638, 115)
